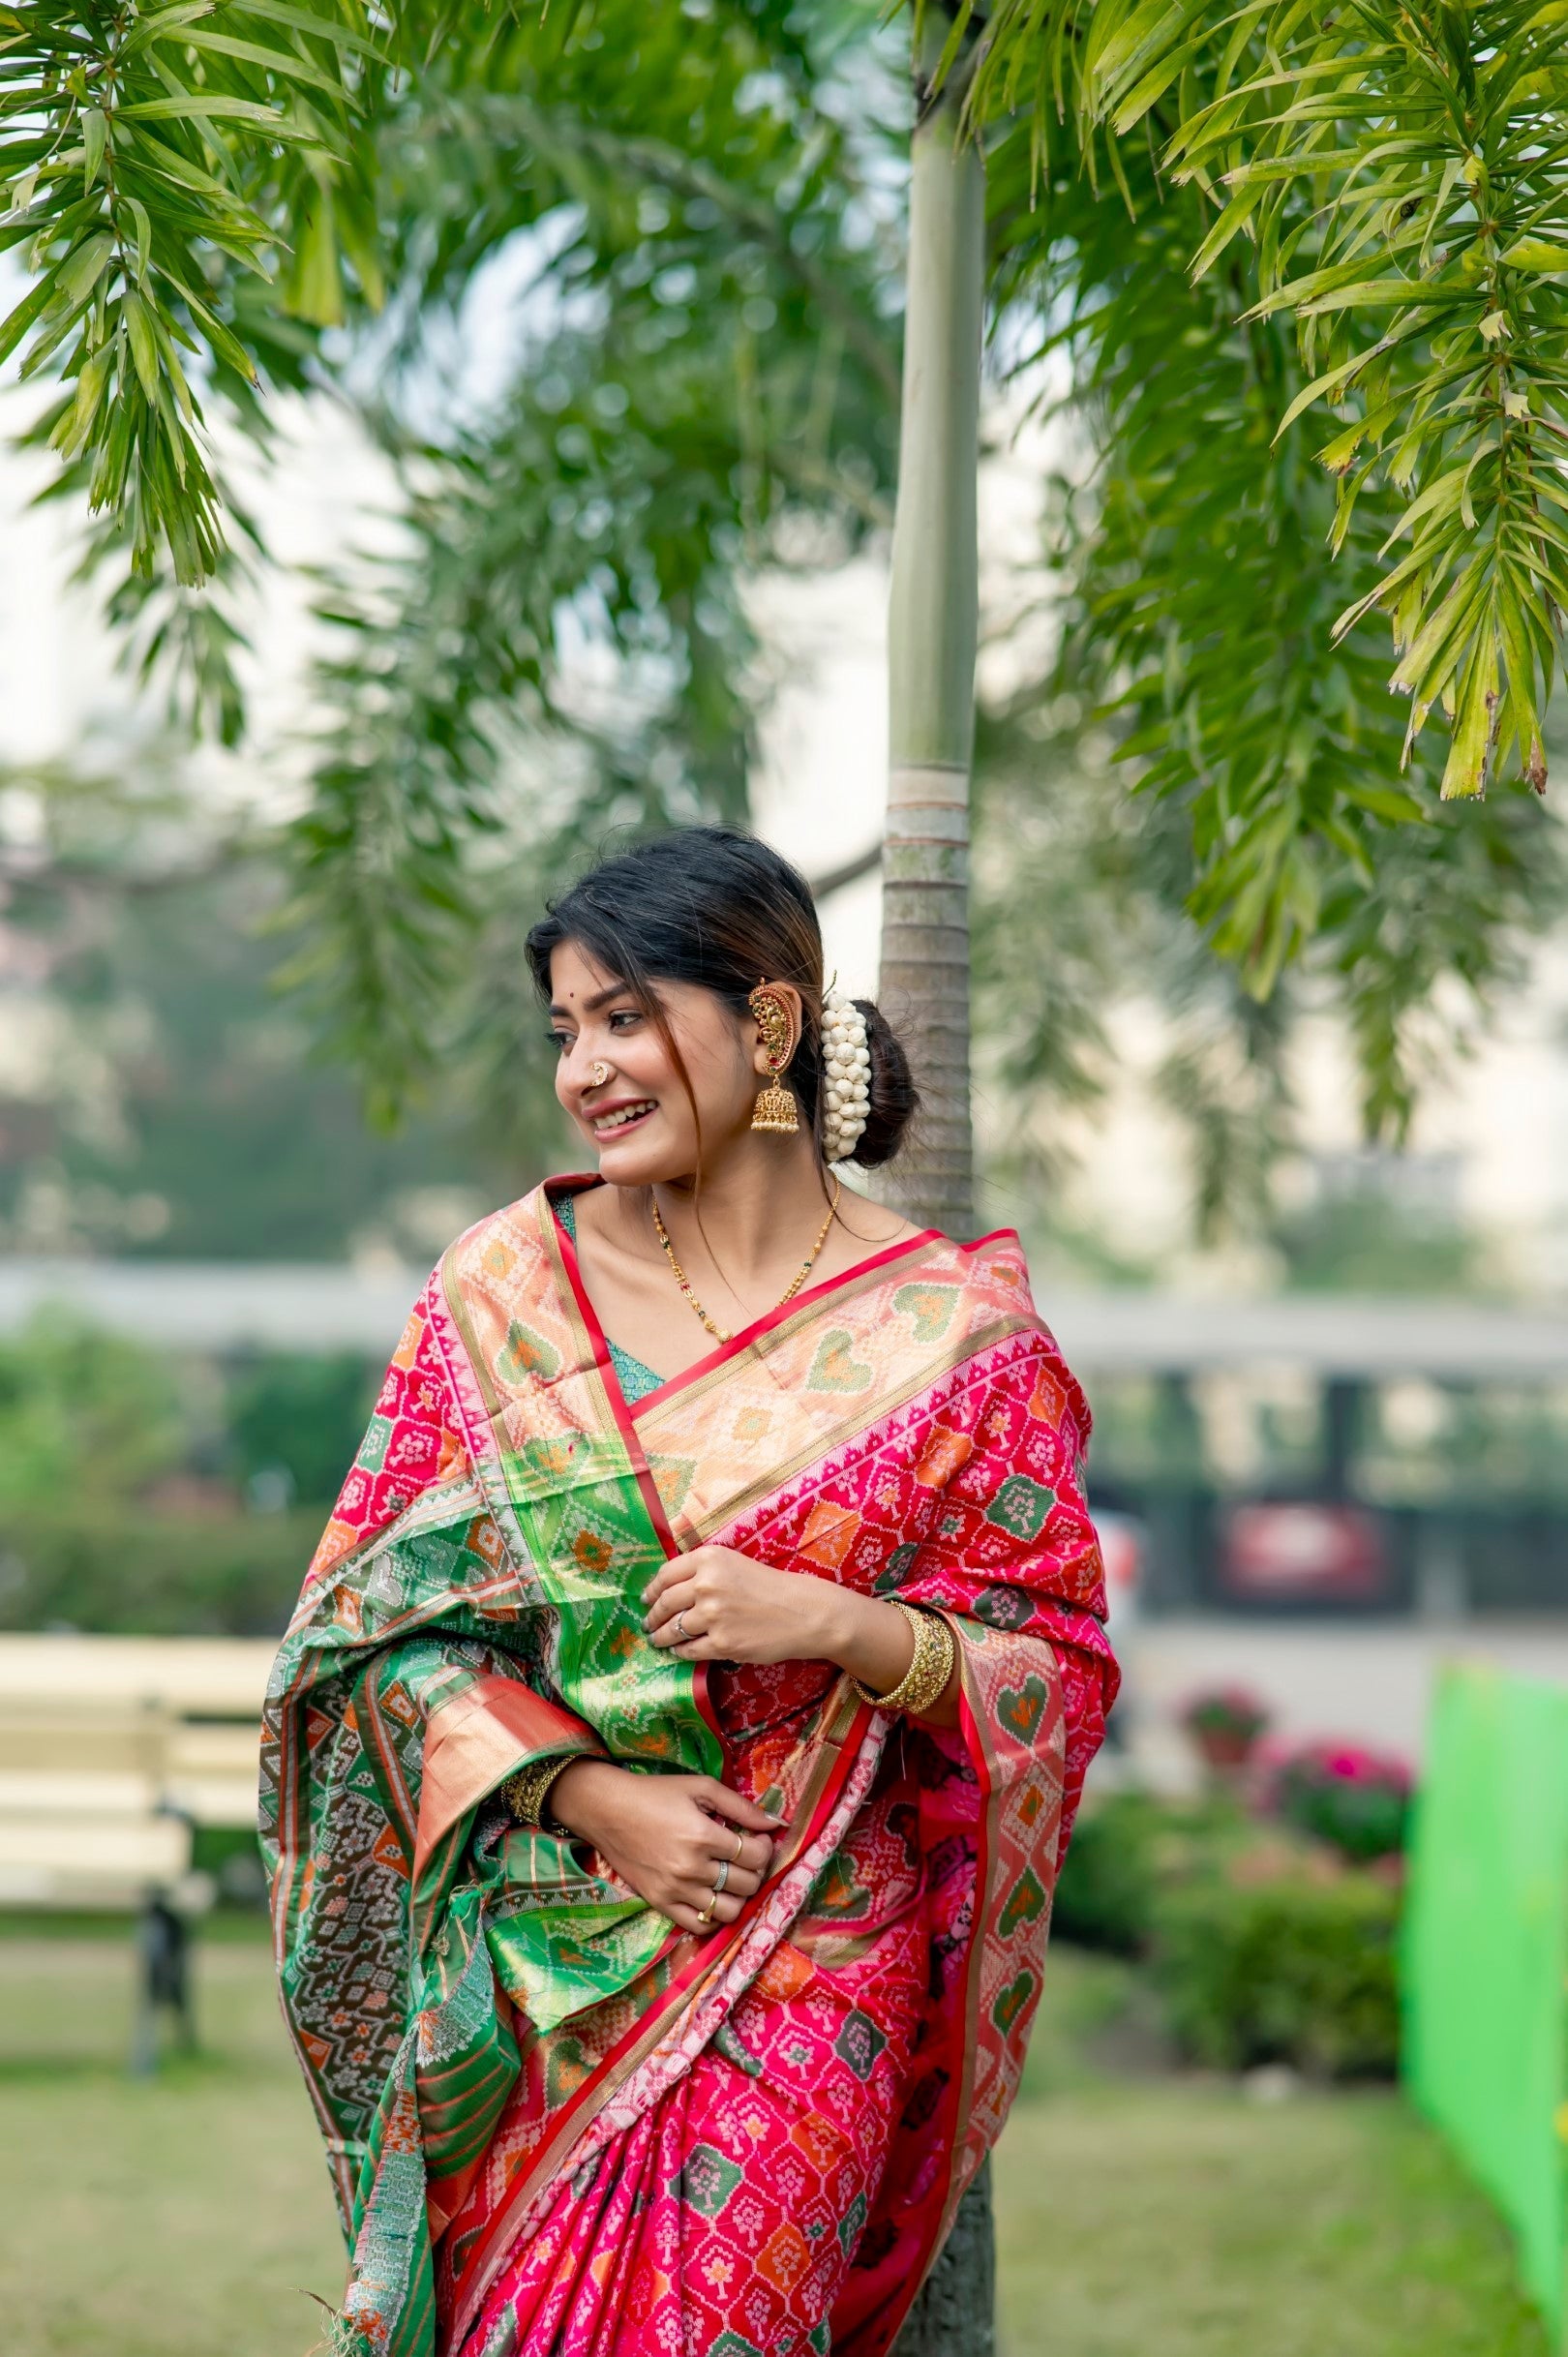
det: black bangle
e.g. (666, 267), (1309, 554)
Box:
(502, 1753), (580, 1836)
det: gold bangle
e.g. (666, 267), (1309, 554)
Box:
(852, 1602), (955, 1718)
(501, 1752), (580, 1837)
(902, 1609), (956, 1716)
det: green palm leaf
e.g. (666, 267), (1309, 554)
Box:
(965, 0), (1568, 800)
(2, 1), (381, 582)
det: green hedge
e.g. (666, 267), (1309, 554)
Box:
(1154, 1869), (1401, 2078)
(1050, 1790), (1166, 1952)
(0, 1507), (320, 1636)
(1053, 1789), (1402, 2078)
(1051, 1789), (1255, 1955)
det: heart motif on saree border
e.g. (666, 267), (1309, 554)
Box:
(497, 1317), (561, 1384)
(806, 1329), (873, 1393)
(999, 1866), (1047, 1939)
(997, 1675), (1048, 1744)
(892, 1281), (959, 1341)
(992, 1969), (1036, 2035)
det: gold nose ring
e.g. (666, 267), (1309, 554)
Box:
(589, 1060), (610, 1087)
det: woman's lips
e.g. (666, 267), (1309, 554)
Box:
(591, 1099), (657, 1138)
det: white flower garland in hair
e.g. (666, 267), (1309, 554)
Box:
(821, 988), (872, 1163)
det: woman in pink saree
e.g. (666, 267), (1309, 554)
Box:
(262, 829), (1116, 2357)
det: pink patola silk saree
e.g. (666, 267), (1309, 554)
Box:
(261, 1178), (1117, 2357)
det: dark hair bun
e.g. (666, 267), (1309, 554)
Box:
(848, 998), (918, 1167)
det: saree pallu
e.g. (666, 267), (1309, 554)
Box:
(261, 1179), (1117, 2357)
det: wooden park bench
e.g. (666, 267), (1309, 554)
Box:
(0, 1633), (275, 2070)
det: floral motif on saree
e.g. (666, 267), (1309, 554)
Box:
(260, 1180), (1117, 2357)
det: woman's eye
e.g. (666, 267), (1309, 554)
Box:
(608, 1009), (641, 1031)
(547, 1031), (572, 1056)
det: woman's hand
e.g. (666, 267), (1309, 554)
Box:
(644, 1545), (960, 1727)
(643, 1546), (842, 1667)
(547, 1758), (777, 1937)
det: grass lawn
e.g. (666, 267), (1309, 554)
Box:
(0, 1928), (1549, 2357)
(996, 1949), (1549, 2357)
(997, 2085), (1549, 2357)
(0, 1926), (344, 2357)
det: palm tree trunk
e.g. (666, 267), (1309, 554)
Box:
(892, 2160), (996, 2357)
(882, 14), (992, 2350)
(876, 8), (984, 1241)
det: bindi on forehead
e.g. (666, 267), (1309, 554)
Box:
(550, 981), (633, 1016)
(548, 944), (632, 1016)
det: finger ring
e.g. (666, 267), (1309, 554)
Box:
(730, 1830), (744, 1863)
(675, 1613), (688, 1643)
(696, 1904), (714, 1926)
(711, 1859), (730, 1895)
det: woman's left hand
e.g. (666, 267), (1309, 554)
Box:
(644, 1547), (838, 1667)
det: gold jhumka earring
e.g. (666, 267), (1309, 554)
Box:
(747, 982), (799, 1134)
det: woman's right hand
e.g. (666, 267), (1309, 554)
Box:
(547, 1759), (779, 1937)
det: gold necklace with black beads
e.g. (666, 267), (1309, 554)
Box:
(650, 1183), (840, 1343)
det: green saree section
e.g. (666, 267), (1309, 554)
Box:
(495, 1427), (717, 1777)
(441, 1216), (723, 1784)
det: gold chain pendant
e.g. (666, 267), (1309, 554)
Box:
(651, 1182), (840, 1343)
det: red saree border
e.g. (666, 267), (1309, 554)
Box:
(839, 1627), (1067, 2357)
(413, 1677), (602, 1886)
(853, 1646), (997, 2356)
(542, 1171), (981, 1418)
(950, 1661), (1000, 2229)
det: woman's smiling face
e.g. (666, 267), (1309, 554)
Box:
(548, 940), (770, 1185)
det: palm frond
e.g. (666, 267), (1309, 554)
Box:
(983, 106), (1567, 1138)
(1, 0), (381, 582)
(966, 0), (1568, 801)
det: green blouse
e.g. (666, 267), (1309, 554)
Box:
(555, 1191), (667, 1405)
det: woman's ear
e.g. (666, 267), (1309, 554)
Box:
(748, 982), (804, 1076)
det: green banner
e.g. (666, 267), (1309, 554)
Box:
(1402, 1665), (1568, 2340)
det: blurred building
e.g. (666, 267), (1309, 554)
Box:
(1050, 1288), (1568, 1617)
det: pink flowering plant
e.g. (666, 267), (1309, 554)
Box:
(1181, 1686), (1271, 1746)
(1270, 1740), (1412, 1863)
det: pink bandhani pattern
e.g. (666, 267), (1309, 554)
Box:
(460, 1622), (1069, 2357)
(466, 1761), (928, 2357)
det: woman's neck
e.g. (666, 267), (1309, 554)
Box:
(619, 1135), (833, 1295)
(564, 1141), (918, 1377)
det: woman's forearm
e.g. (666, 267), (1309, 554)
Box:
(815, 1587), (960, 1729)
(547, 1755), (633, 1842)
